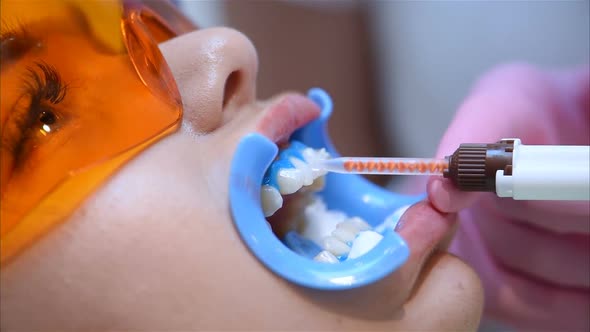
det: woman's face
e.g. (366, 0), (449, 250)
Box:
(0, 6), (483, 330)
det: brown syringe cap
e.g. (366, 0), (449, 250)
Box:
(443, 139), (515, 192)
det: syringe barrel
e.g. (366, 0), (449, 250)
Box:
(321, 157), (447, 175)
(495, 139), (590, 200)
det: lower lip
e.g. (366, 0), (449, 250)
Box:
(255, 94), (321, 144)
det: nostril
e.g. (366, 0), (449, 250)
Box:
(222, 70), (242, 108)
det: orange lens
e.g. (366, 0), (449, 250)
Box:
(0, 0), (183, 264)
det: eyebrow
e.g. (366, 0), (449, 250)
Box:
(0, 26), (41, 69)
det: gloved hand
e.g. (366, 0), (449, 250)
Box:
(428, 63), (590, 331)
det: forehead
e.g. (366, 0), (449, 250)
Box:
(1, 0), (125, 58)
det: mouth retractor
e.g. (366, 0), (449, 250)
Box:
(229, 88), (422, 290)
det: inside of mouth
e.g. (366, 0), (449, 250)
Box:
(261, 140), (386, 264)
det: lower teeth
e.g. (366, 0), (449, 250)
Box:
(313, 250), (339, 264)
(348, 230), (384, 260)
(285, 195), (382, 263)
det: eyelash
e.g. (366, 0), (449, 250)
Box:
(5, 62), (68, 165)
(24, 62), (67, 105)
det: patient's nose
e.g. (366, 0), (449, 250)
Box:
(159, 27), (258, 133)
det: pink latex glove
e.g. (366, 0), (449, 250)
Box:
(428, 63), (590, 331)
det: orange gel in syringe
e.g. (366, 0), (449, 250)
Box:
(314, 157), (448, 175)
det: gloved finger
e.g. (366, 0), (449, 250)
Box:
(428, 63), (590, 213)
(471, 195), (590, 288)
(451, 217), (590, 331)
(484, 198), (590, 234)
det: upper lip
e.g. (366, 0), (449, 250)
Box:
(255, 93), (321, 144)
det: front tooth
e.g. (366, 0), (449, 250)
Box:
(332, 227), (356, 243)
(289, 157), (313, 186)
(316, 147), (330, 159)
(347, 217), (371, 231)
(302, 176), (325, 193)
(314, 148), (330, 177)
(313, 250), (339, 264)
(348, 231), (384, 260)
(260, 185), (283, 217)
(277, 168), (303, 195)
(322, 236), (350, 256)
(301, 147), (316, 163)
(302, 147), (330, 178)
(302, 147), (330, 162)
(336, 220), (362, 235)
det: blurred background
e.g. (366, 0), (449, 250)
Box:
(177, 0), (589, 187)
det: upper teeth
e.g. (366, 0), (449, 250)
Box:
(302, 147), (330, 178)
(276, 168), (303, 195)
(260, 185), (283, 217)
(289, 157), (313, 186)
(260, 142), (331, 217)
(276, 150), (329, 195)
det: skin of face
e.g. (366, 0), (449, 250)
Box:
(0, 27), (484, 330)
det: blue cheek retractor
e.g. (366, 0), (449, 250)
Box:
(229, 88), (423, 290)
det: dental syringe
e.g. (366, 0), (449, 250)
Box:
(312, 139), (590, 201)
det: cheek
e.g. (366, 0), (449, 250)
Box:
(0, 134), (237, 326)
(4, 127), (462, 330)
(0, 132), (316, 329)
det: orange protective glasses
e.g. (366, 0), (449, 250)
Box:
(0, 0), (192, 264)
